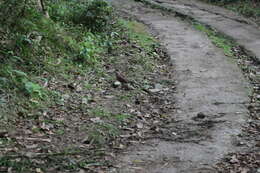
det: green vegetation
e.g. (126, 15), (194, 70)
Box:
(202, 0), (260, 24)
(193, 23), (234, 56)
(192, 23), (258, 105)
(0, 0), (165, 172)
(0, 0), (114, 124)
(119, 20), (157, 51)
(49, 0), (114, 31)
(118, 19), (160, 71)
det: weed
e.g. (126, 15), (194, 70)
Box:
(89, 107), (110, 118)
(113, 113), (131, 123)
(118, 19), (159, 53)
(56, 129), (65, 135)
(88, 122), (120, 145)
(74, 33), (102, 65)
(74, 0), (114, 32)
(201, 0), (260, 22)
(0, 138), (13, 147)
(193, 23), (234, 56)
(84, 83), (93, 90)
(119, 94), (133, 101)
(50, 0), (114, 32)
(24, 82), (44, 98)
(0, 0), (118, 128)
(0, 157), (35, 173)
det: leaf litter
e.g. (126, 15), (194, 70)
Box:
(0, 19), (175, 172)
(215, 46), (260, 172)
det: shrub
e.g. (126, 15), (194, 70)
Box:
(74, 0), (114, 32)
(74, 32), (102, 64)
(49, 0), (114, 32)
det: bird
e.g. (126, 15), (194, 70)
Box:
(115, 70), (129, 84)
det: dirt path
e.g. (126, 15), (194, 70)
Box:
(140, 0), (260, 62)
(111, 0), (251, 172)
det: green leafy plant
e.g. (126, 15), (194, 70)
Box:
(202, 0), (260, 19)
(113, 113), (131, 123)
(74, 0), (114, 32)
(74, 33), (101, 65)
(49, 0), (114, 32)
(193, 23), (233, 56)
(24, 81), (43, 98)
(2, 68), (44, 98)
(88, 122), (120, 145)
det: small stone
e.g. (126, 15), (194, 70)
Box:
(149, 83), (164, 93)
(177, 110), (182, 113)
(104, 95), (114, 99)
(136, 122), (144, 129)
(82, 97), (88, 104)
(90, 117), (103, 123)
(125, 104), (131, 108)
(172, 132), (177, 136)
(153, 120), (160, 124)
(35, 168), (43, 173)
(118, 143), (125, 149)
(149, 88), (161, 93)
(113, 81), (121, 88)
(76, 85), (82, 92)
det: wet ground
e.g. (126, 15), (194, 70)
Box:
(110, 0), (256, 172)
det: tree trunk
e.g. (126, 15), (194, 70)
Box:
(37, 0), (49, 18)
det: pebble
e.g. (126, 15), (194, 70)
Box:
(113, 81), (121, 88)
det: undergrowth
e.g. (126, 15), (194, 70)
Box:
(0, 0), (165, 172)
(0, 0), (114, 126)
(201, 0), (260, 24)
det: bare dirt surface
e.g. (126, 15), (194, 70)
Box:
(110, 0), (253, 172)
(142, 0), (260, 62)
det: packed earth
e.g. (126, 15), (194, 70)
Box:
(0, 0), (259, 173)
